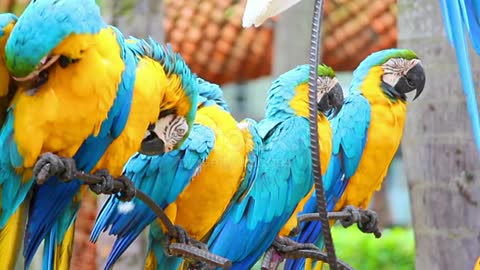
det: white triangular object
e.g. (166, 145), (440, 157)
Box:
(242, 0), (303, 28)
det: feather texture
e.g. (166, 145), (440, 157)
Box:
(285, 50), (414, 270)
(439, 0), (480, 157)
(91, 78), (261, 269)
(207, 65), (333, 269)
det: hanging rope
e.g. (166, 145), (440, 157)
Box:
(307, 0), (339, 269)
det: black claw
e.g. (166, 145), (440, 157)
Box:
(358, 209), (382, 238)
(90, 169), (116, 195)
(33, 152), (77, 184)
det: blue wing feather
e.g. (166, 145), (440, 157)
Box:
(284, 93), (371, 270)
(207, 117), (313, 270)
(90, 124), (215, 269)
(196, 77), (231, 112)
(439, 0), (480, 157)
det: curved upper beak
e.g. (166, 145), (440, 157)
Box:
(318, 82), (344, 118)
(408, 63), (426, 100)
(139, 134), (165, 156)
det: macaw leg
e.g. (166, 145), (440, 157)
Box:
(33, 152), (77, 184)
(261, 246), (284, 270)
(175, 226), (211, 270)
(89, 169), (135, 202)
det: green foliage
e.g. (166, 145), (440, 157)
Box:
(328, 225), (415, 270)
(249, 226), (414, 270)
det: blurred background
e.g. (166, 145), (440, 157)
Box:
(0, 0), (431, 269)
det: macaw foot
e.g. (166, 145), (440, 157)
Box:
(269, 237), (354, 270)
(89, 170), (136, 202)
(167, 225), (190, 246)
(338, 205), (362, 228)
(33, 152), (77, 184)
(261, 246), (285, 270)
(358, 209), (382, 238)
(273, 237), (319, 254)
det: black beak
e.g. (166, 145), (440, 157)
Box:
(318, 82), (344, 117)
(139, 132), (165, 156)
(394, 63), (426, 101)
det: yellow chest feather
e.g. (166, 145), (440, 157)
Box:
(12, 28), (124, 167)
(336, 68), (407, 209)
(168, 106), (250, 240)
(93, 56), (168, 177)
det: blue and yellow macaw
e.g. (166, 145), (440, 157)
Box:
(90, 77), (261, 270)
(284, 49), (426, 270)
(0, 1), (198, 269)
(439, 0), (480, 157)
(205, 64), (343, 270)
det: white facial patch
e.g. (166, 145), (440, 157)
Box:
(316, 77), (338, 103)
(382, 58), (420, 87)
(152, 115), (189, 152)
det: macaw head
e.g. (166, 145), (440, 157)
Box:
(267, 64), (343, 119)
(353, 48), (426, 101)
(133, 40), (199, 156)
(5, 0), (105, 81)
(314, 64), (344, 117)
(139, 114), (189, 155)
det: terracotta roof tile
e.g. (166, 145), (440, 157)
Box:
(164, 0), (273, 84)
(322, 0), (397, 71)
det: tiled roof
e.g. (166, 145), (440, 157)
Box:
(322, 0), (398, 71)
(164, 0), (273, 85)
(165, 0), (397, 82)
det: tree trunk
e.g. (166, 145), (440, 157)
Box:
(398, 1), (480, 269)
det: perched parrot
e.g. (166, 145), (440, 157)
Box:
(439, 0), (480, 157)
(1, 0), (198, 269)
(0, 13), (17, 127)
(90, 77), (262, 270)
(284, 49), (426, 270)
(204, 64), (343, 270)
(242, 0), (302, 27)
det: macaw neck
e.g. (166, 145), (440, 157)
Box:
(158, 72), (194, 120)
(44, 27), (125, 98)
(358, 66), (406, 106)
(265, 82), (319, 120)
